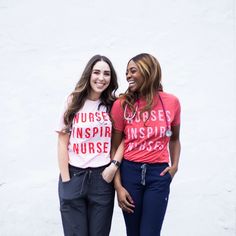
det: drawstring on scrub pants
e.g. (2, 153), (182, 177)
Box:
(141, 164), (147, 186)
(72, 169), (93, 195)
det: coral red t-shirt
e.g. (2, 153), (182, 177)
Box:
(111, 92), (181, 163)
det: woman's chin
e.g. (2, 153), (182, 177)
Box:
(128, 85), (138, 92)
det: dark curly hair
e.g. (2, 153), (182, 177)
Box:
(121, 53), (162, 114)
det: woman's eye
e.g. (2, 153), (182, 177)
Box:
(104, 72), (111, 76)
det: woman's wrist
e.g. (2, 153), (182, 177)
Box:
(114, 183), (123, 191)
(171, 164), (178, 170)
(61, 176), (70, 182)
(111, 160), (121, 168)
(114, 178), (123, 190)
(170, 165), (178, 173)
(61, 173), (70, 182)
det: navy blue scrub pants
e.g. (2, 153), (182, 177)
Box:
(58, 164), (115, 236)
(120, 159), (172, 236)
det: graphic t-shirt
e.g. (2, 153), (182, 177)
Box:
(56, 97), (112, 168)
(111, 92), (181, 163)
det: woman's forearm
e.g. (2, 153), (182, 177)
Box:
(169, 139), (181, 170)
(112, 140), (124, 162)
(168, 125), (181, 171)
(58, 133), (70, 181)
(113, 169), (123, 190)
(111, 130), (123, 188)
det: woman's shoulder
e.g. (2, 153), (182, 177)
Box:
(59, 93), (73, 109)
(160, 91), (180, 102)
(66, 94), (73, 103)
(111, 97), (126, 113)
(113, 96), (125, 106)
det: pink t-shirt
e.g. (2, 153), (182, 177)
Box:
(111, 92), (181, 163)
(56, 97), (112, 168)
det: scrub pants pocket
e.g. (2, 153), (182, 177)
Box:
(58, 172), (85, 200)
(166, 171), (173, 183)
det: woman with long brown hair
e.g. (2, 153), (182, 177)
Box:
(56, 55), (118, 236)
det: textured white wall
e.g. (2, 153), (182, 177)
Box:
(0, 0), (235, 235)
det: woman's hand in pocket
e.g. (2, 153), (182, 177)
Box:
(160, 166), (178, 179)
(61, 176), (70, 183)
(102, 164), (118, 183)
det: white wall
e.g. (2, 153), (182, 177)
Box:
(0, 0), (235, 235)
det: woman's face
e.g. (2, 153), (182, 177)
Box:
(89, 61), (111, 99)
(126, 60), (144, 92)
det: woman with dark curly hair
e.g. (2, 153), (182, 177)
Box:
(108, 53), (181, 236)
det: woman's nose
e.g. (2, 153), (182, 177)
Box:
(98, 73), (105, 80)
(126, 71), (131, 79)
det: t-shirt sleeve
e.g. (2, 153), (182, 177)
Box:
(55, 95), (72, 133)
(110, 99), (125, 132)
(171, 97), (181, 126)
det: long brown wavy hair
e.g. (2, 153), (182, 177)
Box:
(121, 53), (162, 114)
(63, 55), (118, 132)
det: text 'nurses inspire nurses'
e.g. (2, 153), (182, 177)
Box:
(71, 112), (111, 155)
